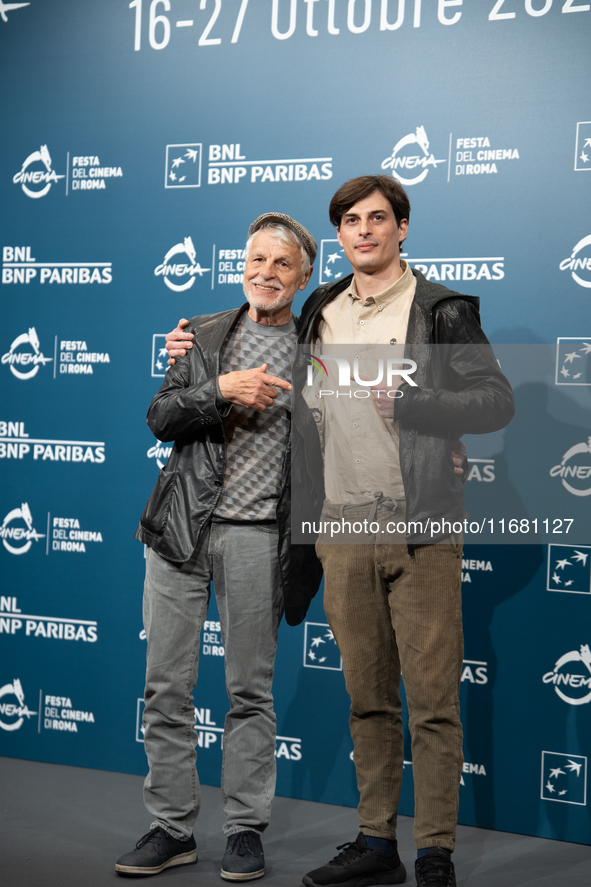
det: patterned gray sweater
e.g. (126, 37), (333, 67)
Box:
(212, 312), (296, 521)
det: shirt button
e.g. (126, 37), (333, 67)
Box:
(356, 459), (360, 463)
(353, 423), (358, 428)
(378, 305), (383, 311)
(360, 320), (365, 325)
(390, 338), (397, 344)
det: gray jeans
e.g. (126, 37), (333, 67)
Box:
(142, 522), (283, 840)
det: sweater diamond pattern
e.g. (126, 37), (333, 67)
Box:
(213, 315), (296, 521)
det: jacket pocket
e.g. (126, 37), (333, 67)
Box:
(140, 468), (179, 537)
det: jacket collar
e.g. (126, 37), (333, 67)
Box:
(298, 268), (480, 343)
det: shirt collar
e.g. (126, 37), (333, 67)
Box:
(348, 260), (412, 307)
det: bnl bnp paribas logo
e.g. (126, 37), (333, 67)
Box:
(547, 544), (591, 595)
(304, 623), (342, 670)
(574, 122), (591, 173)
(541, 752), (587, 805)
(555, 338), (591, 385)
(165, 142), (333, 188)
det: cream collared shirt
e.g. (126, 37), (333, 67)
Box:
(310, 262), (416, 505)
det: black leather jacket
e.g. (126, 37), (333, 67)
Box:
(135, 303), (322, 626)
(295, 269), (515, 543)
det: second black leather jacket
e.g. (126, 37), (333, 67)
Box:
(135, 303), (323, 626)
(294, 269), (515, 543)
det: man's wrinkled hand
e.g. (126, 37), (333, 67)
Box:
(165, 318), (194, 366)
(218, 364), (292, 412)
(450, 438), (466, 477)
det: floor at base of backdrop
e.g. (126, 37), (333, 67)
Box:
(1, 756), (589, 887)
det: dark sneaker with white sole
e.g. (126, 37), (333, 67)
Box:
(415, 849), (456, 887)
(115, 826), (197, 875)
(303, 833), (406, 887)
(221, 830), (265, 881)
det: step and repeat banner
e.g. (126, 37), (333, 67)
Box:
(1, 0), (590, 846)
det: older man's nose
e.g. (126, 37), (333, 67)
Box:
(259, 261), (275, 278)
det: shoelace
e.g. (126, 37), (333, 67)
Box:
(136, 827), (164, 850)
(416, 855), (454, 886)
(330, 841), (372, 866)
(230, 831), (259, 858)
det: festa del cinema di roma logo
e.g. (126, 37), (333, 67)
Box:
(1, 328), (52, 380)
(0, 678), (36, 732)
(0, 503), (44, 555)
(560, 235), (591, 289)
(13, 145), (64, 199)
(154, 237), (211, 292)
(549, 437), (591, 497)
(543, 643), (591, 706)
(381, 126), (446, 186)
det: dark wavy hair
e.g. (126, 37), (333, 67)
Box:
(329, 175), (411, 251)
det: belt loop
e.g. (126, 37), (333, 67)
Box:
(407, 543), (415, 559)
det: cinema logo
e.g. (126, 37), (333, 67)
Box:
(543, 644), (591, 706)
(560, 235), (591, 289)
(381, 126), (446, 186)
(0, 596), (97, 642)
(303, 353), (417, 396)
(0, 503), (44, 555)
(147, 440), (172, 470)
(13, 145), (65, 198)
(1, 328), (52, 380)
(2, 246), (112, 285)
(2, 330), (110, 380)
(549, 438), (591, 497)
(154, 237), (211, 292)
(0, 679), (36, 732)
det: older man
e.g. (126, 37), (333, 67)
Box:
(115, 214), (320, 879)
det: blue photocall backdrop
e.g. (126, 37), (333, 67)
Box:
(1, 0), (590, 846)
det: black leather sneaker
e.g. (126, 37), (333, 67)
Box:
(221, 830), (265, 881)
(115, 826), (197, 875)
(303, 833), (406, 887)
(415, 849), (456, 887)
